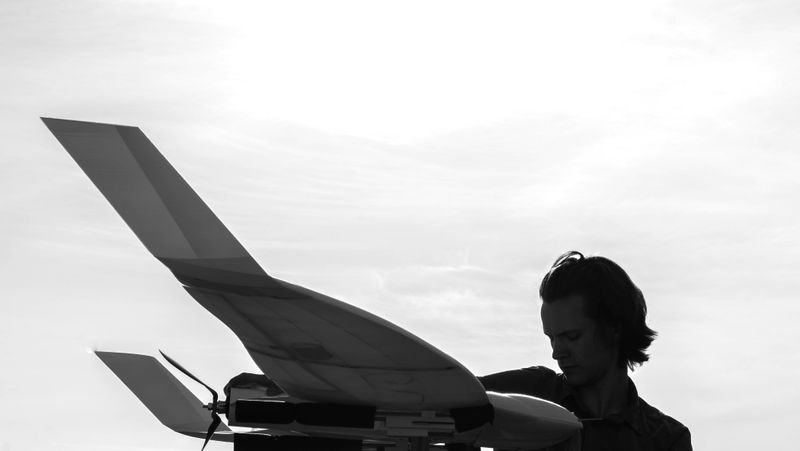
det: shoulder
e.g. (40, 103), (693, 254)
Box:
(478, 366), (564, 400)
(637, 398), (692, 450)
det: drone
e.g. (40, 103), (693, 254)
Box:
(44, 118), (580, 451)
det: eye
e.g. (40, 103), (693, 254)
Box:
(565, 332), (581, 341)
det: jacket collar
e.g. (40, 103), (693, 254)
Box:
(556, 374), (647, 435)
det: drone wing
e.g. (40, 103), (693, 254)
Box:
(44, 118), (488, 411)
(95, 351), (233, 439)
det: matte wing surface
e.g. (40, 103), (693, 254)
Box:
(95, 351), (233, 438)
(44, 118), (488, 410)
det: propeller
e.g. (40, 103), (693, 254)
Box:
(159, 350), (223, 451)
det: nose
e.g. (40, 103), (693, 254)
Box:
(550, 337), (569, 361)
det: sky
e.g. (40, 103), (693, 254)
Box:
(2, 0), (799, 450)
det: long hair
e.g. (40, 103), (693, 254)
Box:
(539, 251), (657, 370)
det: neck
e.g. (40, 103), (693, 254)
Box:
(573, 364), (629, 418)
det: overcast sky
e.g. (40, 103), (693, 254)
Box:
(2, 1), (799, 450)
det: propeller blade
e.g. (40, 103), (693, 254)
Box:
(159, 350), (219, 402)
(159, 350), (222, 450)
(202, 412), (222, 451)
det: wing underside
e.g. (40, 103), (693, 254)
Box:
(45, 118), (489, 411)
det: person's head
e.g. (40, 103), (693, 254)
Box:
(539, 251), (656, 386)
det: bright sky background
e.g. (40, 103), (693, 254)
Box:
(2, 1), (799, 450)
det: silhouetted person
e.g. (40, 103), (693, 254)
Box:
(480, 251), (692, 450)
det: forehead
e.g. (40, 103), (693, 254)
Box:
(540, 294), (591, 335)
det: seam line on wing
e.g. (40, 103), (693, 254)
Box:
(114, 125), (201, 258)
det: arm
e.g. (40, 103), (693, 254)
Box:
(479, 366), (562, 400)
(670, 427), (692, 451)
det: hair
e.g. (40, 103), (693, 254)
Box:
(539, 251), (657, 370)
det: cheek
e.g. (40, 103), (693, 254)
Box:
(574, 338), (609, 362)
(583, 338), (616, 367)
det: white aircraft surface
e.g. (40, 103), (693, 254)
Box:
(43, 118), (581, 451)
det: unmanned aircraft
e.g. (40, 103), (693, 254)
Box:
(43, 118), (581, 451)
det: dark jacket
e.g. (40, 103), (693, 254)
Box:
(479, 366), (692, 451)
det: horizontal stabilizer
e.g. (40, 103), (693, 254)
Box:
(96, 351), (231, 436)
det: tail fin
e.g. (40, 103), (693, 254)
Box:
(95, 351), (232, 438)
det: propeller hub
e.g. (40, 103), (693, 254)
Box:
(204, 401), (228, 413)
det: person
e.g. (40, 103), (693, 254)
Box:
(479, 251), (692, 450)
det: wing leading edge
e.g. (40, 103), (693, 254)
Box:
(45, 118), (489, 411)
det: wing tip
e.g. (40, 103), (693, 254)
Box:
(40, 116), (137, 130)
(95, 350), (159, 366)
